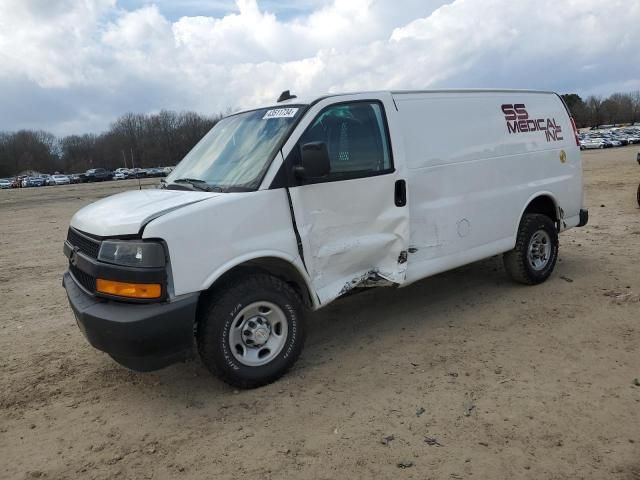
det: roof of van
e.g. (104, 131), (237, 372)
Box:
(273, 88), (557, 106)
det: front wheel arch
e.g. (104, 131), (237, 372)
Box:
(197, 256), (316, 320)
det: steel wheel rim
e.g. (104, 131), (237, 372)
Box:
(228, 301), (288, 367)
(527, 230), (552, 271)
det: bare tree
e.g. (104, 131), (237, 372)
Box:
(585, 96), (604, 127)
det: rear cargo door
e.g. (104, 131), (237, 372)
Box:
(285, 95), (410, 305)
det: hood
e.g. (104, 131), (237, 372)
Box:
(70, 188), (219, 237)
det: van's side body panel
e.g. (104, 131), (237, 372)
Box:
(391, 91), (581, 284)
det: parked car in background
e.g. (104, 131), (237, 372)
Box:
(0, 178), (12, 189)
(86, 168), (111, 182)
(70, 173), (88, 183)
(128, 168), (146, 178)
(579, 126), (640, 149)
(580, 139), (606, 150)
(49, 174), (71, 185)
(22, 176), (46, 187)
(113, 168), (130, 179)
(162, 166), (174, 176)
(145, 168), (164, 178)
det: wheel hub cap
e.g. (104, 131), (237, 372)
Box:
(247, 321), (270, 346)
(527, 230), (551, 271)
(228, 302), (288, 367)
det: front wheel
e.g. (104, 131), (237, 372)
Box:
(503, 214), (559, 285)
(197, 274), (306, 389)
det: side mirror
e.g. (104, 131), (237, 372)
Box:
(294, 141), (330, 180)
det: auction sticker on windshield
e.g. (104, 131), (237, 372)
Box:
(263, 108), (299, 119)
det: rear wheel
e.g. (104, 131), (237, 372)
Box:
(197, 274), (306, 389)
(503, 214), (559, 285)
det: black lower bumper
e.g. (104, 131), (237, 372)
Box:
(63, 272), (198, 371)
(578, 208), (589, 227)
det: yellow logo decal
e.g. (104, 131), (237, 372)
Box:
(560, 150), (567, 163)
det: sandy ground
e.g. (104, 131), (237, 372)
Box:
(1, 149), (639, 480)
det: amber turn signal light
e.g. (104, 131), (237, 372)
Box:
(96, 279), (162, 299)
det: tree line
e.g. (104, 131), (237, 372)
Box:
(561, 91), (640, 128)
(0, 110), (221, 177)
(2, 90), (640, 178)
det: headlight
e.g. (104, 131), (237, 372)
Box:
(98, 240), (166, 268)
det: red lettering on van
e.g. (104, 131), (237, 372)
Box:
(501, 104), (517, 121)
(501, 103), (562, 143)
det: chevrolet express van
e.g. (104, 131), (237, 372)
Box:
(63, 89), (588, 388)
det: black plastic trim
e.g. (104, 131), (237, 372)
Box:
(578, 208), (589, 227)
(285, 187), (307, 272)
(394, 179), (407, 207)
(63, 272), (197, 371)
(70, 226), (140, 242)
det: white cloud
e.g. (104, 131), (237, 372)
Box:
(0, 0), (638, 135)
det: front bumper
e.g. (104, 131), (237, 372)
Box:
(63, 272), (198, 371)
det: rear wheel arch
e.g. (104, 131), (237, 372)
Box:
(518, 194), (560, 232)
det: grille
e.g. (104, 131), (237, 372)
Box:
(69, 263), (96, 293)
(67, 228), (101, 259)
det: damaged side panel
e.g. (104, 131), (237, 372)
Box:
(289, 173), (409, 306)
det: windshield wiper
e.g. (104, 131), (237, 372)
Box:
(170, 178), (217, 192)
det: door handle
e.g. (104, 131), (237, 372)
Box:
(394, 179), (406, 207)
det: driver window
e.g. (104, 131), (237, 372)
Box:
(299, 101), (392, 179)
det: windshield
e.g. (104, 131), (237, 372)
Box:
(166, 106), (304, 191)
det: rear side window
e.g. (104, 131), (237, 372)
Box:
(299, 101), (393, 180)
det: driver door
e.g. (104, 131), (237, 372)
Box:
(285, 97), (410, 305)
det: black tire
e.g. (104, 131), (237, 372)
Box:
(197, 274), (306, 389)
(503, 213), (559, 285)
(637, 183), (640, 208)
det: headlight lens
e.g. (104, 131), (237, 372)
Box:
(98, 240), (165, 268)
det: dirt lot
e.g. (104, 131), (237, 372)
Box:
(1, 149), (639, 480)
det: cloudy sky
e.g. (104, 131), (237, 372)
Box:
(1, 0), (639, 136)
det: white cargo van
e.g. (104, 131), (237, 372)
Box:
(63, 89), (588, 388)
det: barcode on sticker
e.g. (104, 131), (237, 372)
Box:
(263, 108), (298, 119)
